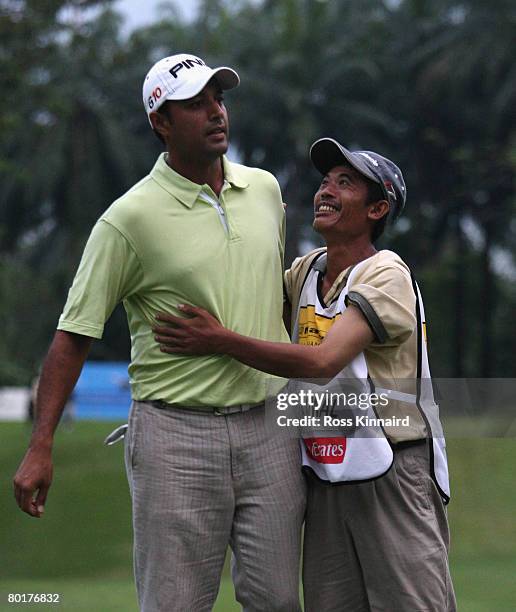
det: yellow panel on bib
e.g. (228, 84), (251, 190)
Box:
(298, 305), (340, 346)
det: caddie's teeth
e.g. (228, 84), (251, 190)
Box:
(318, 205), (339, 212)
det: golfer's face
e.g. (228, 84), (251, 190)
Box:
(167, 79), (229, 160)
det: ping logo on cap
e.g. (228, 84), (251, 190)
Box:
(143, 53), (240, 122)
(169, 57), (206, 79)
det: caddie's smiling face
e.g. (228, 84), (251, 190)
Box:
(313, 164), (372, 236)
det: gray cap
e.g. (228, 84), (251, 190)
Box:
(310, 138), (407, 219)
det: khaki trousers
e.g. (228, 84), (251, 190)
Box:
(125, 400), (306, 612)
(303, 441), (456, 612)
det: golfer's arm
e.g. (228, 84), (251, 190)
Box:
(220, 306), (374, 379)
(30, 330), (93, 450)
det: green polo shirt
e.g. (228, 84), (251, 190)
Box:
(58, 153), (288, 406)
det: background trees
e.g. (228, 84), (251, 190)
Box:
(0, 0), (514, 383)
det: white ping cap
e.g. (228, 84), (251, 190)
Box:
(142, 53), (239, 122)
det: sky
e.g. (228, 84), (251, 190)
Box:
(114, 0), (200, 32)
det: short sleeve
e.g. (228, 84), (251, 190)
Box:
(345, 257), (416, 345)
(58, 219), (144, 338)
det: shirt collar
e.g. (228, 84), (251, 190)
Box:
(150, 153), (248, 208)
(313, 252), (354, 304)
(222, 156), (249, 189)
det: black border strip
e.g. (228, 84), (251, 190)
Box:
(301, 251), (326, 296)
(316, 266), (328, 308)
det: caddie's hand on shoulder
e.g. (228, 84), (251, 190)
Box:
(13, 446), (53, 518)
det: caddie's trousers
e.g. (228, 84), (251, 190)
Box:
(303, 440), (457, 612)
(125, 400), (306, 612)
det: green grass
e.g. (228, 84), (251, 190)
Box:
(0, 422), (239, 611)
(446, 438), (516, 611)
(450, 556), (516, 611)
(1, 423), (515, 610)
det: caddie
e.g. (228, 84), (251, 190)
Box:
(13, 53), (306, 612)
(153, 137), (457, 611)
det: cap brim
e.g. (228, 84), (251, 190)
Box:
(310, 138), (380, 184)
(211, 66), (240, 91)
(164, 66), (240, 102)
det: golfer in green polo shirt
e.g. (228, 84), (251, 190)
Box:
(13, 53), (306, 612)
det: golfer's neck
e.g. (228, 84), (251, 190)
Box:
(166, 153), (224, 196)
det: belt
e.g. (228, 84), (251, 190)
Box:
(149, 400), (263, 416)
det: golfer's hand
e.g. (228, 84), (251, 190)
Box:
(13, 447), (53, 518)
(153, 304), (226, 355)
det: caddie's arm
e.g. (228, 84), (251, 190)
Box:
(154, 303), (374, 379)
(13, 330), (92, 518)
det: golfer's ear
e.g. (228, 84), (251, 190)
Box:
(149, 111), (170, 140)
